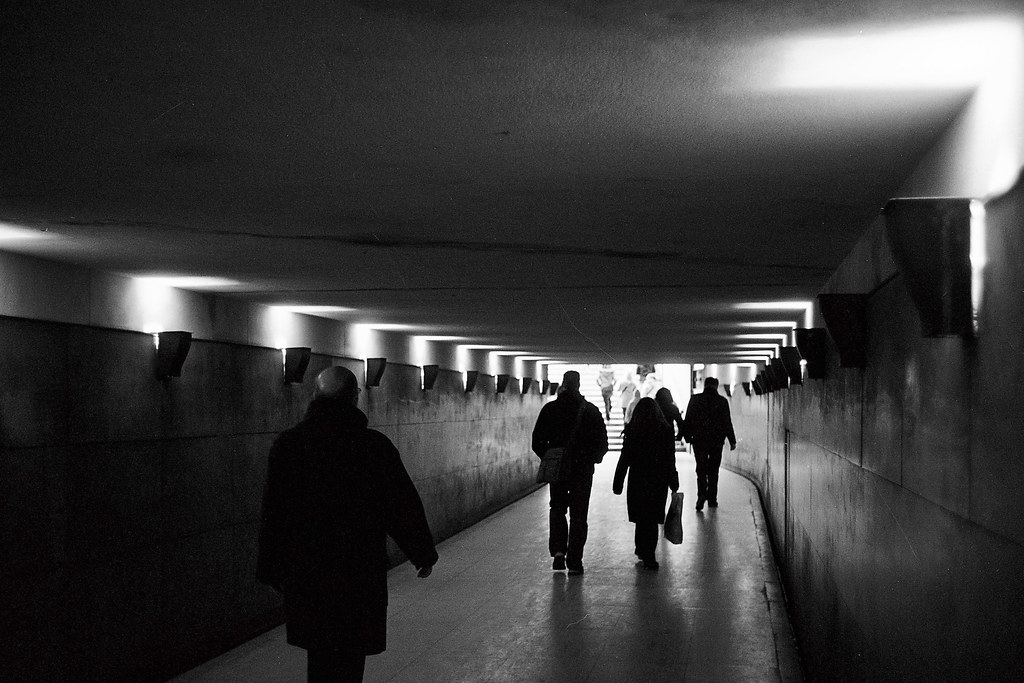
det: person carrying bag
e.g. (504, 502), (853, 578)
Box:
(612, 397), (680, 570)
(536, 403), (586, 483)
(531, 371), (608, 575)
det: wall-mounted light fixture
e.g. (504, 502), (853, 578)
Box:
(742, 381), (752, 397)
(769, 358), (790, 390)
(753, 374), (767, 395)
(549, 382), (560, 396)
(421, 364), (440, 391)
(155, 331), (192, 380)
(464, 370), (479, 393)
(723, 384), (733, 397)
(521, 377), (533, 395)
(795, 328), (828, 379)
(496, 374), (511, 393)
(282, 347), (311, 384)
(779, 346), (803, 385)
(541, 379), (551, 394)
(818, 293), (868, 368)
(365, 358), (387, 387)
(883, 197), (976, 337)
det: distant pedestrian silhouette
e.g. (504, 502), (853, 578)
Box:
(257, 366), (438, 682)
(612, 397), (680, 569)
(681, 377), (737, 511)
(597, 364), (616, 421)
(617, 374), (637, 421)
(532, 370), (608, 575)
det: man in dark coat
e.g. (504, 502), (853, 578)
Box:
(257, 366), (438, 682)
(681, 376), (737, 511)
(531, 370), (608, 575)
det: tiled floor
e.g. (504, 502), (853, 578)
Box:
(174, 449), (802, 682)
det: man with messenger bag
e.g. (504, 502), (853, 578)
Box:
(531, 370), (608, 575)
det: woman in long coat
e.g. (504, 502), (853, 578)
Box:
(612, 397), (680, 569)
(654, 387), (686, 442)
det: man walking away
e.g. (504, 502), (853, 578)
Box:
(681, 377), (737, 512)
(532, 370), (608, 575)
(257, 366), (438, 682)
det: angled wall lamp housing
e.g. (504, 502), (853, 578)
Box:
(818, 293), (868, 368)
(549, 382), (560, 396)
(795, 328), (828, 379)
(779, 346), (803, 385)
(464, 370), (479, 393)
(541, 379), (551, 394)
(155, 331), (192, 380)
(365, 358), (387, 387)
(496, 374), (511, 394)
(770, 358), (790, 390)
(421, 364), (440, 391)
(521, 377), (533, 395)
(884, 197), (975, 337)
(282, 347), (311, 384)
(742, 381), (752, 397)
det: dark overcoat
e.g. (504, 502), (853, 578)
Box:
(256, 398), (438, 654)
(681, 389), (737, 449)
(531, 390), (609, 476)
(612, 421), (677, 524)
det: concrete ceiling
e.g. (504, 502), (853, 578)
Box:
(1, 1), (1014, 364)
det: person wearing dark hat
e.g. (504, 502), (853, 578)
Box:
(681, 376), (737, 511)
(257, 366), (438, 682)
(531, 370), (608, 575)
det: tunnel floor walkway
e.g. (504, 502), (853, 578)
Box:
(174, 450), (802, 682)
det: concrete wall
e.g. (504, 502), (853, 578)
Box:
(0, 319), (543, 681)
(724, 175), (1024, 681)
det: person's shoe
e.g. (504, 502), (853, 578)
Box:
(696, 496), (705, 511)
(708, 500), (719, 508)
(552, 553), (566, 571)
(643, 559), (660, 570)
(567, 563), (585, 575)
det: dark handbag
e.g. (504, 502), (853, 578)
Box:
(536, 446), (572, 483)
(664, 491), (684, 544)
(536, 404), (586, 484)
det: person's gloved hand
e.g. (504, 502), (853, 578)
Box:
(417, 565), (433, 578)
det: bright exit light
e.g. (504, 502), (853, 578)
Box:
(776, 20), (1013, 89)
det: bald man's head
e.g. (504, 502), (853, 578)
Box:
(314, 366), (360, 405)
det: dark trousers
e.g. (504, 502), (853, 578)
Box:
(694, 443), (724, 503)
(307, 648), (366, 682)
(549, 473), (593, 565)
(634, 521), (659, 561)
(600, 387), (613, 417)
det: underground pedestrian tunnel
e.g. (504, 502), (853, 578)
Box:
(2, 3), (1024, 680)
